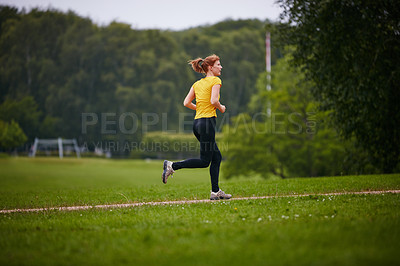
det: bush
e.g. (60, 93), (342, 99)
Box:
(0, 120), (27, 151)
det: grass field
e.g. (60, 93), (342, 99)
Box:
(0, 157), (399, 265)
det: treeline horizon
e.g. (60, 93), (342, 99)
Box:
(0, 5), (281, 154)
(2, 2), (397, 176)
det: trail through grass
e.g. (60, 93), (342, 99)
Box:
(1, 157), (399, 209)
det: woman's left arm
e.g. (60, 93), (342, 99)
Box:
(183, 87), (196, 110)
(210, 84), (226, 113)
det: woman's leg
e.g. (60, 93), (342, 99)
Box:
(163, 117), (226, 196)
(209, 142), (222, 193)
(172, 118), (214, 170)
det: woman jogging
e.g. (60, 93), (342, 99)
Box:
(162, 54), (232, 200)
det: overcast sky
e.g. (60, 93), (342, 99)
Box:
(0, 0), (283, 30)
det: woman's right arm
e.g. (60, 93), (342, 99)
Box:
(183, 87), (196, 110)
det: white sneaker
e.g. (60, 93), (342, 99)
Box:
(210, 189), (232, 200)
(162, 160), (175, 184)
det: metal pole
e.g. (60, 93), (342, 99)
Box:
(30, 138), (38, 157)
(266, 32), (272, 116)
(266, 32), (271, 90)
(58, 137), (63, 159)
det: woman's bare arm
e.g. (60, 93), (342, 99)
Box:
(210, 84), (226, 113)
(183, 87), (196, 110)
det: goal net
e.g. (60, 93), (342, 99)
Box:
(29, 138), (80, 158)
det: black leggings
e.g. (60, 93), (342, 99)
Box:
(172, 117), (222, 192)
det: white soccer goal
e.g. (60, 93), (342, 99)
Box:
(30, 138), (81, 158)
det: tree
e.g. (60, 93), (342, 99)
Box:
(0, 119), (27, 150)
(276, 0), (400, 172)
(0, 96), (41, 141)
(223, 53), (347, 178)
(0, 6), (281, 156)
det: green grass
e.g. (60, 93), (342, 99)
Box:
(0, 157), (399, 265)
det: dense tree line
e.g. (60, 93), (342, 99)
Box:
(0, 6), (277, 155)
(2, 2), (397, 176)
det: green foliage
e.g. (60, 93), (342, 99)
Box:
(0, 6), (278, 154)
(0, 119), (27, 150)
(0, 96), (42, 140)
(275, 0), (400, 173)
(223, 53), (348, 178)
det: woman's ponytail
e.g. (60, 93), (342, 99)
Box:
(188, 58), (205, 73)
(188, 54), (219, 74)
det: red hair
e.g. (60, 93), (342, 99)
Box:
(188, 54), (220, 74)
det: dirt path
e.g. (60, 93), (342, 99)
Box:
(1, 190), (399, 214)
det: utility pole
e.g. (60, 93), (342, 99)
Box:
(266, 32), (271, 116)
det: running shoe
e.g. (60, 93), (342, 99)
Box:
(210, 189), (232, 200)
(162, 160), (175, 184)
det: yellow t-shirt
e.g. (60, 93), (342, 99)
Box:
(193, 76), (222, 119)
